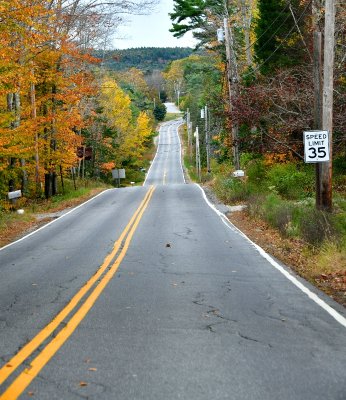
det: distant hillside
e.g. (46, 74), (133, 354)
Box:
(95, 47), (194, 72)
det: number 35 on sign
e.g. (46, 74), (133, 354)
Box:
(303, 130), (330, 163)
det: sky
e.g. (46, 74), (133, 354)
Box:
(113, 0), (197, 49)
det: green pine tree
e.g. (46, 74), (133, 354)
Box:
(254, 0), (308, 73)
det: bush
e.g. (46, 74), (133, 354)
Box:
(247, 192), (342, 245)
(213, 175), (251, 204)
(266, 163), (314, 200)
(153, 103), (167, 121)
(298, 208), (335, 246)
(246, 159), (267, 187)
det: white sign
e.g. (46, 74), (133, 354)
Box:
(232, 170), (245, 177)
(8, 190), (22, 200)
(112, 169), (126, 179)
(217, 28), (224, 43)
(303, 130), (330, 163)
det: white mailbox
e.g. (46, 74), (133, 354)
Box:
(232, 170), (245, 178)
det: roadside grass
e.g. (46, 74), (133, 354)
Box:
(37, 179), (110, 211)
(164, 113), (182, 122)
(213, 158), (345, 299)
(0, 179), (110, 248)
(306, 241), (346, 276)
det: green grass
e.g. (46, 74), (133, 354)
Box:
(164, 113), (182, 122)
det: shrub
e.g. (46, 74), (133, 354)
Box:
(266, 163), (314, 200)
(153, 103), (167, 121)
(298, 208), (335, 246)
(246, 159), (267, 187)
(213, 176), (251, 204)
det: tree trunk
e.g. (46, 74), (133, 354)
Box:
(30, 79), (41, 195)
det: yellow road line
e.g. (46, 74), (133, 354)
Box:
(0, 186), (155, 398)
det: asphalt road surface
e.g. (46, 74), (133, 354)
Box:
(0, 119), (345, 399)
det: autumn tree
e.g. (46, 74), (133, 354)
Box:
(0, 0), (159, 202)
(93, 77), (153, 179)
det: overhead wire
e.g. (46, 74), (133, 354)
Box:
(237, 2), (292, 57)
(241, 0), (313, 78)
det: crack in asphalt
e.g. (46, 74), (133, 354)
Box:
(192, 292), (273, 347)
(237, 332), (273, 348)
(173, 227), (197, 242)
(48, 275), (78, 304)
(6, 294), (19, 311)
(252, 309), (287, 323)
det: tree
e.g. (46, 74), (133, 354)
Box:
(254, 0), (309, 73)
(0, 0), (159, 202)
(153, 103), (167, 121)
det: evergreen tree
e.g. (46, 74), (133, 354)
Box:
(153, 103), (167, 121)
(254, 0), (308, 73)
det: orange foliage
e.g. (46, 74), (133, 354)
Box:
(0, 0), (97, 197)
(264, 153), (294, 167)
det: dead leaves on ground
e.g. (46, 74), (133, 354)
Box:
(228, 210), (346, 307)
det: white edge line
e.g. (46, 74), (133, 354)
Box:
(196, 183), (346, 329)
(0, 189), (114, 252)
(143, 122), (163, 186)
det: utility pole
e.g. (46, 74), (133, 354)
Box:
(223, 17), (240, 170)
(202, 105), (211, 173)
(195, 127), (201, 181)
(320, 0), (335, 211)
(313, 30), (323, 209)
(205, 105), (211, 173)
(186, 108), (192, 161)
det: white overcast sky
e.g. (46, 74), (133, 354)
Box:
(113, 0), (196, 49)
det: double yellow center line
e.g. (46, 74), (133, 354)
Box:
(0, 185), (155, 399)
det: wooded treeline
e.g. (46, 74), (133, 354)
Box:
(167, 0), (345, 191)
(0, 0), (160, 205)
(96, 47), (194, 72)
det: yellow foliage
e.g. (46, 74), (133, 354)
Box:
(100, 79), (131, 134)
(121, 112), (152, 165)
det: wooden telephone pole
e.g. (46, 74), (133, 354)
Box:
(319, 0), (335, 211)
(223, 17), (240, 170)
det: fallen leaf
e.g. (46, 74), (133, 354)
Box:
(27, 392), (34, 397)
(88, 367), (97, 371)
(79, 381), (88, 387)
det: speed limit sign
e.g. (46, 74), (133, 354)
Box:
(303, 130), (330, 163)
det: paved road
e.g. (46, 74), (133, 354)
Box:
(164, 102), (182, 114)
(0, 120), (345, 399)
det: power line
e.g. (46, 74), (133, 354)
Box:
(242, 0), (313, 78)
(239, 2), (291, 57)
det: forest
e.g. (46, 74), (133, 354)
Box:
(95, 47), (194, 72)
(0, 0), (165, 204)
